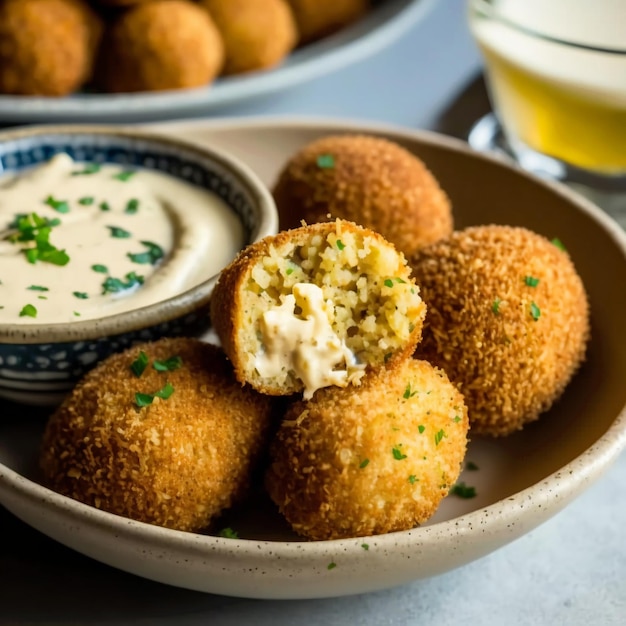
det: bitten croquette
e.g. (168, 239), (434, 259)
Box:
(410, 225), (590, 437)
(0, 0), (102, 96)
(210, 220), (426, 398)
(94, 0), (224, 93)
(273, 135), (453, 258)
(287, 0), (369, 44)
(265, 358), (469, 540)
(39, 338), (275, 532)
(199, 0), (297, 75)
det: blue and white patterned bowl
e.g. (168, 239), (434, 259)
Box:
(0, 126), (278, 405)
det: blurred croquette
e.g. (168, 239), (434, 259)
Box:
(273, 134), (453, 258)
(265, 358), (469, 540)
(287, 0), (369, 44)
(39, 338), (275, 533)
(410, 225), (590, 437)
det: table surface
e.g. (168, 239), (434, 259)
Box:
(1, 1), (625, 624)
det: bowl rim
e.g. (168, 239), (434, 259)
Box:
(0, 125), (278, 344)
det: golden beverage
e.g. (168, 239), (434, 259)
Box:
(469, 0), (626, 175)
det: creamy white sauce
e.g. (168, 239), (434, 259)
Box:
(0, 154), (244, 323)
(255, 283), (365, 399)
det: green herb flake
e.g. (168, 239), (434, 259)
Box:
(153, 355), (182, 372)
(450, 482), (477, 499)
(551, 237), (567, 251)
(107, 226), (131, 239)
(101, 271), (144, 294)
(453, 415), (462, 423)
(286, 268), (294, 275)
(524, 275), (540, 287)
(44, 196), (69, 214)
(316, 154), (335, 169)
(99, 201), (111, 212)
(403, 383), (417, 399)
(9, 213), (70, 267)
(125, 198), (140, 214)
(466, 461), (479, 471)
(73, 311), (81, 317)
(38, 296), (47, 300)
(72, 163), (101, 176)
(27, 285), (49, 292)
(359, 458), (370, 469)
(134, 382), (174, 408)
(361, 544), (369, 551)
(91, 264), (108, 274)
(218, 527), (238, 539)
(530, 301), (541, 321)
(127, 240), (164, 265)
(408, 475), (418, 484)
(392, 446), (407, 461)
(78, 196), (94, 206)
(19, 304), (37, 318)
(135, 392), (154, 408)
(336, 239), (345, 250)
(434, 429), (446, 446)
(418, 424), (425, 434)
(130, 351), (149, 378)
(114, 170), (136, 182)
(73, 291), (89, 299)
(327, 562), (337, 570)
(384, 278), (394, 288)
(492, 297), (501, 315)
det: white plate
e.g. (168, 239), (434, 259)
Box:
(0, 0), (436, 124)
(1, 117), (626, 599)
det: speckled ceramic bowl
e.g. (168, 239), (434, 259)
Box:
(0, 126), (278, 405)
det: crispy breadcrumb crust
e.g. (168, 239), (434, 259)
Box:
(410, 225), (590, 437)
(272, 134), (453, 258)
(39, 338), (275, 532)
(265, 358), (469, 540)
(210, 220), (426, 396)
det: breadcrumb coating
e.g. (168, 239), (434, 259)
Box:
(265, 358), (469, 540)
(273, 134), (453, 258)
(39, 338), (275, 532)
(410, 225), (590, 437)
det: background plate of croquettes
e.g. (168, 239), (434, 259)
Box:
(1, 117), (626, 599)
(0, 0), (437, 124)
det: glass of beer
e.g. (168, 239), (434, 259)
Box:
(467, 0), (626, 212)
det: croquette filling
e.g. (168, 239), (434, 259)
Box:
(242, 223), (424, 394)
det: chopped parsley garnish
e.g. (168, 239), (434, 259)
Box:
(91, 264), (108, 274)
(127, 240), (164, 265)
(19, 304), (37, 318)
(492, 297), (501, 314)
(551, 237), (567, 251)
(153, 355), (182, 372)
(27, 285), (48, 292)
(114, 169), (136, 182)
(38, 296), (47, 300)
(403, 383), (418, 399)
(359, 458), (370, 469)
(101, 271), (144, 294)
(286, 268), (294, 275)
(72, 163), (101, 176)
(316, 154), (335, 169)
(336, 239), (345, 250)
(466, 461), (479, 471)
(434, 429), (446, 446)
(418, 424), (425, 434)
(392, 446), (407, 460)
(8, 213), (69, 266)
(73, 311), (81, 317)
(73, 291), (89, 299)
(450, 482), (477, 498)
(384, 278), (394, 288)
(453, 415), (462, 423)
(107, 226), (131, 239)
(99, 201), (111, 212)
(78, 196), (94, 206)
(327, 562), (337, 570)
(135, 382), (174, 407)
(530, 301), (541, 321)
(44, 195), (69, 214)
(218, 527), (239, 539)
(524, 275), (540, 287)
(125, 198), (140, 214)
(131, 351), (149, 377)
(408, 475), (418, 484)
(361, 544), (369, 551)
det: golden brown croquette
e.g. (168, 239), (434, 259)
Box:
(287, 0), (369, 44)
(39, 338), (275, 532)
(265, 358), (469, 540)
(210, 220), (426, 398)
(0, 0), (102, 96)
(410, 225), (590, 437)
(272, 135), (453, 258)
(94, 0), (224, 93)
(199, 0), (297, 75)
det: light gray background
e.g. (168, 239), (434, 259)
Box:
(1, 1), (624, 624)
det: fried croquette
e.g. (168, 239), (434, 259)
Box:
(287, 0), (369, 44)
(39, 338), (275, 532)
(210, 220), (426, 399)
(273, 135), (453, 258)
(410, 225), (590, 437)
(0, 0), (102, 96)
(265, 358), (469, 540)
(94, 0), (224, 93)
(199, 0), (297, 75)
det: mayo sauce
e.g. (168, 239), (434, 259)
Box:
(254, 283), (365, 399)
(0, 154), (244, 323)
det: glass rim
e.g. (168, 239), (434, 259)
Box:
(470, 0), (626, 55)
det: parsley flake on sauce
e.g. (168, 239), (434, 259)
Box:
(218, 527), (239, 539)
(78, 196), (94, 206)
(131, 351), (149, 377)
(135, 382), (174, 407)
(99, 201), (111, 212)
(107, 226), (132, 239)
(91, 264), (108, 274)
(392, 446), (407, 461)
(530, 301), (541, 321)
(316, 154), (335, 169)
(153, 355), (182, 372)
(44, 195), (70, 214)
(19, 304), (37, 318)
(114, 170), (136, 182)
(27, 285), (49, 292)
(125, 198), (140, 214)
(450, 482), (477, 499)
(524, 275), (540, 287)
(127, 241), (164, 265)
(73, 291), (89, 299)
(327, 562), (337, 570)
(361, 543), (369, 551)
(72, 163), (101, 176)
(102, 271), (144, 294)
(9, 213), (69, 266)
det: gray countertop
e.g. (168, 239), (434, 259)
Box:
(1, 1), (624, 624)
